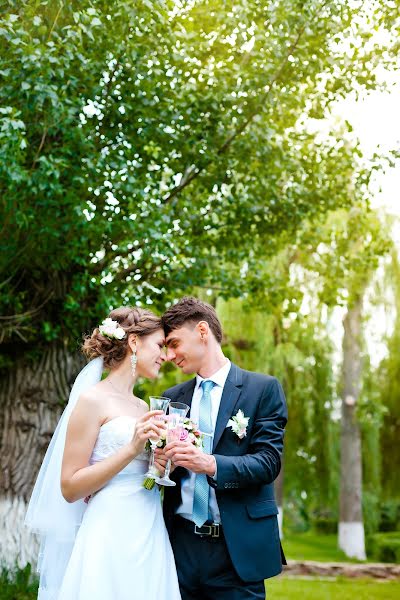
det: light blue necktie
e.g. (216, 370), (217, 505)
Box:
(192, 380), (215, 527)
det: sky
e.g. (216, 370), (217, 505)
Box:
(335, 74), (400, 222)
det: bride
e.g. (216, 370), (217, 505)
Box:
(25, 306), (181, 600)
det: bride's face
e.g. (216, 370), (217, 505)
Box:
(136, 329), (166, 379)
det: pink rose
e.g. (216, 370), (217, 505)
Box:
(180, 429), (189, 441)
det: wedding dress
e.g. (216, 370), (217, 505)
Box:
(57, 415), (181, 600)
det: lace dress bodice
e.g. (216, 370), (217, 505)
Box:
(90, 416), (148, 476)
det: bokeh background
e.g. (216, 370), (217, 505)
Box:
(1, 1), (399, 597)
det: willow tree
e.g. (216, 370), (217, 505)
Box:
(225, 204), (393, 552)
(0, 0), (398, 566)
(296, 207), (392, 558)
(216, 253), (337, 535)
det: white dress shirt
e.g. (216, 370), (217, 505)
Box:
(176, 359), (231, 524)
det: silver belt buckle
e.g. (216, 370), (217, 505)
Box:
(194, 523), (220, 537)
(194, 524), (212, 536)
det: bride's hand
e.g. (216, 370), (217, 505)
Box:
(129, 410), (166, 457)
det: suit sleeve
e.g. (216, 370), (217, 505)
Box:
(209, 378), (287, 490)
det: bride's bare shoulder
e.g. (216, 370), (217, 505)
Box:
(76, 380), (109, 411)
(137, 398), (149, 413)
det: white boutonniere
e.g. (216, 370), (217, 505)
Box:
(226, 409), (249, 439)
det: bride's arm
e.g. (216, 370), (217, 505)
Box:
(61, 395), (164, 503)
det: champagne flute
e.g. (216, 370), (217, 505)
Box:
(144, 396), (170, 480)
(155, 402), (189, 487)
(168, 401), (190, 420)
(155, 415), (183, 487)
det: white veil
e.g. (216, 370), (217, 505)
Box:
(25, 356), (104, 600)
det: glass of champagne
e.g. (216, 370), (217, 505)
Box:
(144, 396), (170, 480)
(169, 401), (190, 420)
(155, 402), (189, 487)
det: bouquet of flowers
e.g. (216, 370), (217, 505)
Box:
(142, 418), (203, 490)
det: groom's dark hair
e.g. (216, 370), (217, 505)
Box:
(162, 296), (223, 344)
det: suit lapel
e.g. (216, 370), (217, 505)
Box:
(177, 378), (196, 416)
(213, 363), (243, 451)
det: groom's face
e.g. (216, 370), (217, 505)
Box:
(165, 324), (205, 374)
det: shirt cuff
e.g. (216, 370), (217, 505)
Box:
(211, 455), (217, 479)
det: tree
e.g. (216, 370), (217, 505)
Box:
(0, 0), (398, 566)
(216, 260), (337, 537)
(233, 204), (393, 553)
(296, 206), (392, 558)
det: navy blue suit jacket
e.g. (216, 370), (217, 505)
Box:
(163, 362), (288, 582)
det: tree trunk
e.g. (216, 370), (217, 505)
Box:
(275, 457), (284, 539)
(339, 296), (366, 560)
(0, 344), (84, 568)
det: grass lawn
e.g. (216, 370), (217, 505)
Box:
(3, 533), (399, 598)
(1, 567), (400, 599)
(266, 576), (400, 599)
(282, 531), (362, 562)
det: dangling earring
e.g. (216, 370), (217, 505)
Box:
(131, 350), (137, 378)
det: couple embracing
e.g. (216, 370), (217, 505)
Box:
(26, 297), (287, 600)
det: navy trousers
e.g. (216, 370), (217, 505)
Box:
(170, 517), (266, 600)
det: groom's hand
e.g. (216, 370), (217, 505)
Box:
(164, 441), (216, 477)
(154, 448), (169, 475)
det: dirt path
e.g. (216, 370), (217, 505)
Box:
(283, 561), (400, 580)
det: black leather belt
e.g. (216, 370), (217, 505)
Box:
(175, 515), (222, 539)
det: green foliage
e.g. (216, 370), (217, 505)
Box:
(138, 360), (190, 399)
(284, 492), (312, 533)
(314, 516), (338, 535)
(379, 500), (400, 533)
(360, 358), (386, 534)
(285, 207), (393, 535)
(215, 206), (395, 536)
(362, 490), (382, 537)
(366, 532), (400, 564)
(217, 291), (338, 518)
(1, 0), (399, 367)
(291, 206), (393, 308)
(0, 564), (38, 600)
(376, 253), (400, 499)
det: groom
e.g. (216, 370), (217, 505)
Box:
(159, 297), (287, 600)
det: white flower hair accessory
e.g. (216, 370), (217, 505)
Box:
(99, 318), (126, 340)
(226, 409), (249, 439)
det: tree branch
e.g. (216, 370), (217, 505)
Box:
(162, 3), (328, 205)
(89, 3), (327, 276)
(0, 292), (54, 322)
(30, 127), (48, 170)
(47, 1), (64, 41)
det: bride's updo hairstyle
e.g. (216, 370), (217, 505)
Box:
(82, 306), (161, 369)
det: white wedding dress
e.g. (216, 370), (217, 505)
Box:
(57, 416), (181, 600)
